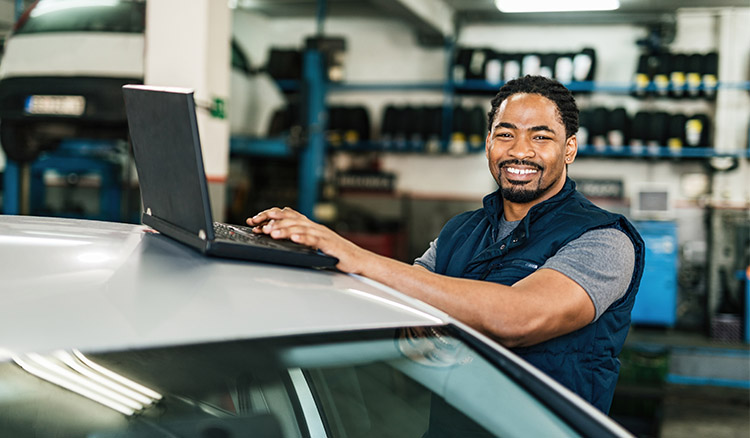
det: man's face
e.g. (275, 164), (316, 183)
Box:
(485, 93), (577, 206)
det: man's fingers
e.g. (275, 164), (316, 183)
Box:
(289, 232), (321, 248)
(247, 206), (301, 227)
(266, 221), (319, 239)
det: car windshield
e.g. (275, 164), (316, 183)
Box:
(14, 0), (145, 35)
(0, 326), (581, 438)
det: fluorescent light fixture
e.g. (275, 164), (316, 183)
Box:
(13, 354), (137, 416)
(12, 350), (162, 416)
(73, 350), (163, 401)
(55, 351), (154, 406)
(495, 0), (620, 13)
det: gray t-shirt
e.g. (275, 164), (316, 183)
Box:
(414, 216), (635, 322)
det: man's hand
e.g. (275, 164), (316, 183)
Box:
(246, 207), (370, 274)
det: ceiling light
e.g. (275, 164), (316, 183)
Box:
(73, 350), (163, 401)
(13, 350), (162, 417)
(13, 354), (138, 416)
(55, 351), (154, 406)
(495, 0), (620, 13)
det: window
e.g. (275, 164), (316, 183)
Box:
(1, 327), (581, 437)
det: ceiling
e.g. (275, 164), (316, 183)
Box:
(445, 0), (749, 22)
(1, 1), (745, 42)
(239, 0), (748, 22)
(233, 0), (747, 45)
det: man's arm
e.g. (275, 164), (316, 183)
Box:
(247, 207), (594, 347)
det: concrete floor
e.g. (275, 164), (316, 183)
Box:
(660, 386), (749, 438)
(613, 327), (750, 438)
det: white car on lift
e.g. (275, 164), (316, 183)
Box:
(0, 214), (634, 437)
(0, 0), (282, 163)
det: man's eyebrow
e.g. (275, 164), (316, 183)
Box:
(496, 122), (516, 129)
(529, 125), (556, 134)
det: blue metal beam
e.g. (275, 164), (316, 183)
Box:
(298, 50), (326, 219)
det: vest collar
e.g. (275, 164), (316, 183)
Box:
(483, 177), (578, 231)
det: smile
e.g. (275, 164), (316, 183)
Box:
(505, 167), (538, 175)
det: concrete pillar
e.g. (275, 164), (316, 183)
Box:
(713, 8), (750, 206)
(144, 0), (231, 221)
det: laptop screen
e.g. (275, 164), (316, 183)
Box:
(123, 85), (214, 236)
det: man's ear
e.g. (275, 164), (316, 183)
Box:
(564, 134), (578, 164)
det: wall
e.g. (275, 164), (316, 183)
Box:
(232, 8), (748, 206)
(231, 7), (749, 216)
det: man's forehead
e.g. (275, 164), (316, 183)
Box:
(493, 93), (563, 127)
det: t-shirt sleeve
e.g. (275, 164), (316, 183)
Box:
(540, 228), (635, 322)
(414, 238), (438, 271)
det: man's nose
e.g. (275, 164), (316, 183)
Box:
(508, 135), (535, 159)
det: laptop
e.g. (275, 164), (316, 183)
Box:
(122, 84), (338, 269)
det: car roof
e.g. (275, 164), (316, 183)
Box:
(0, 216), (447, 357)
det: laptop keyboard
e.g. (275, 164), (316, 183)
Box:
(213, 223), (296, 250)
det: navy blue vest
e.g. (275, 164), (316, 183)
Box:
(434, 178), (645, 413)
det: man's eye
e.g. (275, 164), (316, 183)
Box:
(496, 133), (512, 138)
(534, 135), (552, 140)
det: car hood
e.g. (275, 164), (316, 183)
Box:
(0, 216), (446, 357)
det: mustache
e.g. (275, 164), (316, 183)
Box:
(499, 159), (544, 171)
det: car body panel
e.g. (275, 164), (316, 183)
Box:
(0, 76), (142, 122)
(0, 216), (443, 356)
(0, 215), (635, 437)
(0, 33), (144, 79)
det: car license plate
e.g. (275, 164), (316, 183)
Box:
(24, 95), (86, 116)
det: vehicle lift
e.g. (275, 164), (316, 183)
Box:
(2, 138), (127, 222)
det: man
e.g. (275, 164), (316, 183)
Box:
(247, 75), (644, 414)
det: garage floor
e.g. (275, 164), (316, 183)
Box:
(612, 328), (750, 438)
(660, 386), (749, 438)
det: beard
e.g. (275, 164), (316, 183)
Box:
(496, 159), (552, 203)
(501, 181), (547, 203)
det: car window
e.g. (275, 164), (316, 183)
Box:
(0, 327), (582, 437)
(14, 0), (146, 35)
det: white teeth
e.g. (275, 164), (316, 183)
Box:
(506, 167), (538, 175)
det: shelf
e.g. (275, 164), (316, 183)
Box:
(331, 140), (484, 154)
(334, 143), (749, 160)
(231, 136), (749, 160)
(230, 137), (292, 157)
(328, 82), (446, 92)
(279, 79), (750, 94)
(268, 48), (749, 219)
(275, 79), (447, 93)
(577, 145), (749, 159)
(452, 80), (750, 95)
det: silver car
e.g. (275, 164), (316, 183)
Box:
(0, 215), (632, 437)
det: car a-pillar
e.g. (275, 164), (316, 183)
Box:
(144, 0), (232, 222)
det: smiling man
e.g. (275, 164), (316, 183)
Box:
(247, 75), (644, 414)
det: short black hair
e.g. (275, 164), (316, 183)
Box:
(487, 75), (579, 139)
